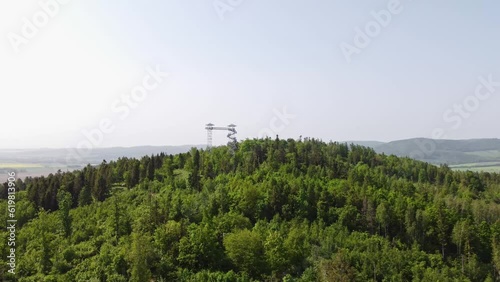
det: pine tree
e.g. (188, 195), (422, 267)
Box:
(78, 185), (92, 206)
(130, 232), (152, 282)
(188, 149), (201, 191)
(57, 189), (72, 237)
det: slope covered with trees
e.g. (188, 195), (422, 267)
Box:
(1, 138), (500, 281)
(371, 138), (500, 165)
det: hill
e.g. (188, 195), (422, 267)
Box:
(351, 138), (500, 172)
(1, 138), (499, 281)
(3, 138), (500, 182)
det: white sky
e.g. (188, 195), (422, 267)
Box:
(1, 0), (499, 149)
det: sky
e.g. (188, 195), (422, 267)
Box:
(1, 0), (499, 149)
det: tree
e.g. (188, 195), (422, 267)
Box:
(23, 210), (58, 275)
(435, 201), (452, 259)
(130, 232), (152, 282)
(235, 182), (262, 221)
(111, 194), (131, 241)
(493, 238), (500, 281)
(78, 185), (92, 206)
(318, 250), (355, 282)
(224, 229), (266, 278)
(154, 220), (183, 278)
(376, 202), (390, 237)
(265, 230), (289, 279)
(178, 223), (224, 270)
(188, 149), (201, 191)
(71, 172), (84, 207)
(147, 155), (155, 181)
(93, 160), (111, 201)
(128, 160), (140, 188)
(452, 219), (473, 274)
(57, 189), (72, 238)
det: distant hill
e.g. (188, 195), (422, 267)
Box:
(350, 138), (500, 169)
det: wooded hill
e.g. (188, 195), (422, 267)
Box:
(365, 138), (500, 165)
(1, 138), (500, 281)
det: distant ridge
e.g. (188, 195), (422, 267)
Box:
(350, 138), (500, 166)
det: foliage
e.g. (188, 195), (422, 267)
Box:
(1, 138), (500, 281)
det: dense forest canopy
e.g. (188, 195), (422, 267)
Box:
(1, 137), (500, 281)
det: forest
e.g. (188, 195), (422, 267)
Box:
(1, 137), (500, 281)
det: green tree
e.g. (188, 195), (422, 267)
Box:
(493, 238), (500, 281)
(452, 219), (473, 272)
(376, 202), (390, 237)
(265, 230), (289, 278)
(78, 185), (92, 206)
(178, 223), (224, 270)
(93, 160), (111, 201)
(224, 229), (266, 278)
(130, 232), (152, 282)
(188, 149), (201, 191)
(318, 250), (355, 282)
(57, 189), (72, 237)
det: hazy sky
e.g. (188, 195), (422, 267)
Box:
(1, 0), (499, 149)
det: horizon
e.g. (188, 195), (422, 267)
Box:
(1, 136), (500, 151)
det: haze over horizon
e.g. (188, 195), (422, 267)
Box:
(2, 137), (500, 151)
(1, 1), (499, 149)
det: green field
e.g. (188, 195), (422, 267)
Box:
(0, 163), (82, 183)
(450, 162), (500, 173)
(0, 163), (44, 169)
(464, 150), (500, 159)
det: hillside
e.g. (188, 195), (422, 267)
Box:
(3, 138), (500, 183)
(352, 138), (500, 171)
(1, 138), (500, 281)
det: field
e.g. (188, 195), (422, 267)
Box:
(0, 163), (43, 169)
(0, 163), (80, 183)
(371, 138), (500, 165)
(449, 162), (500, 173)
(464, 150), (500, 159)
